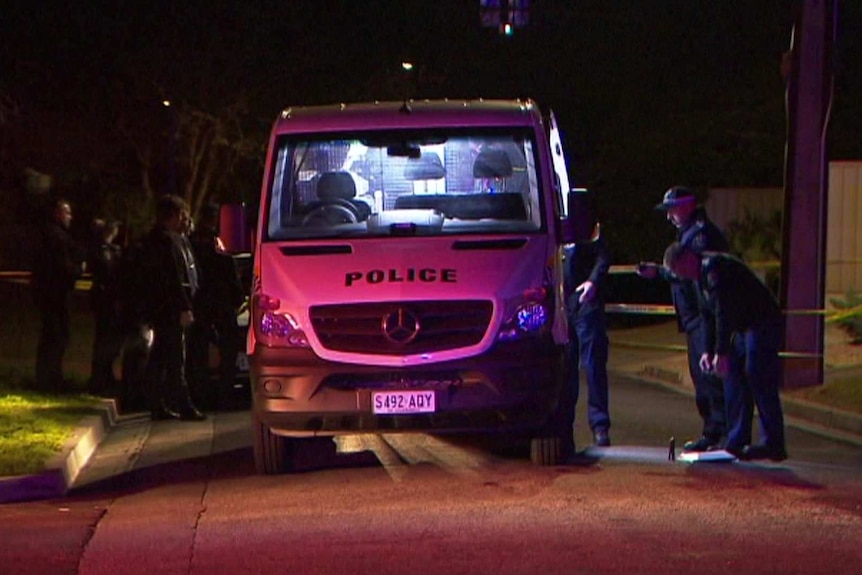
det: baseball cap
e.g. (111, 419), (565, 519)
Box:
(655, 186), (697, 210)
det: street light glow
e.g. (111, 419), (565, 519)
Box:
(401, 62), (414, 71)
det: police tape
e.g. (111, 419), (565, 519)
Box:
(778, 351), (824, 359)
(0, 271), (30, 284)
(608, 339), (820, 359)
(608, 264), (639, 274)
(606, 264), (862, 323)
(609, 261), (784, 274)
(605, 303), (676, 316)
(615, 260), (862, 274)
(604, 301), (860, 323)
(0, 271), (92, 291)
(609, 340), (687, 352)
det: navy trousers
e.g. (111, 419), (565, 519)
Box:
(723, 316), (785, 451)
(90, 304), (123, 394)
(565, 304), (611, 434)
(145, 321), (195, 413)
(36, 294), (71, 391)
(686, 323), (726, 440)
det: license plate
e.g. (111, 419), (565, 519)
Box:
(235, 353), (249, 372)
(372, 391), (435, 415)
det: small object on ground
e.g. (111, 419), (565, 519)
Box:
(678, 449), (738, 463)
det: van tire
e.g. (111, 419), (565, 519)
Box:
(253, 416), (293, 474)
(530, 435), (561, 466)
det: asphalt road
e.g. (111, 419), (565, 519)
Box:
(2, 375), (861, 575)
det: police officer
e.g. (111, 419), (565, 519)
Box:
(141, 195), (206, 421)
(664, 242), (787, 461)
(559, 190), (612, 454)
(31, 198), (86, 392)
(187, 203), (244, 410)
(637, 186), (729, 452)
(87, 218), (123, 396)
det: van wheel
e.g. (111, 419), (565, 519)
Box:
(530, 436), (561, 466)
(253, 416), (293, 474)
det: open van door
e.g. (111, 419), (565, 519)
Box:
(219, 203), (252, 255)
(547, 111), (571, 215)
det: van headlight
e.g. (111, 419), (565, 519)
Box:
(497, 300), (549, 342)
(253, 294), (310, 348)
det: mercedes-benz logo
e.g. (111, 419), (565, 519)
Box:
(381, 308), (421, 345)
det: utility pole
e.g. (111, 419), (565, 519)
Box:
(780, 0), (836, 388)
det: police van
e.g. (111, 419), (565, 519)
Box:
(246, 99), (585, 473)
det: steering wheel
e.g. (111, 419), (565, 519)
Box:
(301, 202), (359, 226)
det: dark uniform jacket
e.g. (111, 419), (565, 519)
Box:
(563, 232), (611, 315)
(89, 240), (122, 312)
(662, 207), (729, 333)
(32, 221), (85, 306)
(189, 226), (244, 322)
(698, 253), (781, 356)
(141, 224), (198, 325)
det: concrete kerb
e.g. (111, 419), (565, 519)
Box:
(0, 398), (120, 504)
(780, 397), (862, 445)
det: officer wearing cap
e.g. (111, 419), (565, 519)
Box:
(663, 242), (787, 461)
(636, 186), (730, 453)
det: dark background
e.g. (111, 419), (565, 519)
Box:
(1, 0), (860, 268)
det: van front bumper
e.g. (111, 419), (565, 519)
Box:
(251, 337), (565, 437)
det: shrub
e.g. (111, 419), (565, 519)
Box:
(725, 208), (782, 297)
(829, 288), (862, 344)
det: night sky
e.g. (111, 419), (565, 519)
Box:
(2, 0), (860, 261)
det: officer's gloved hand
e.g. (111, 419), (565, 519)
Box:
(576, 281), (595, 304)
(698, 352), (714, 373)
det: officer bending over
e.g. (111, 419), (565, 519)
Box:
(663, 242), (786, 461)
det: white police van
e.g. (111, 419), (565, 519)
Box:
(246, 99), (584, 473)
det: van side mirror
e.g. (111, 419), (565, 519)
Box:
(219, 203), (252, 254)
(562, 189), (597, 244)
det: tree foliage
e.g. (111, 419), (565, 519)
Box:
(113, 86), (265, 230)
(829, 290), (862, 345)
(725, 208), (783, 296)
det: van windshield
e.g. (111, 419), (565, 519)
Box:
(264, 128), (544, 240)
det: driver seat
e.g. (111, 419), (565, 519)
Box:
(317, 171), (357, 201)
(316, 171), (370, 220)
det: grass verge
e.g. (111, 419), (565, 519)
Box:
(0, 367), (99, 477)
